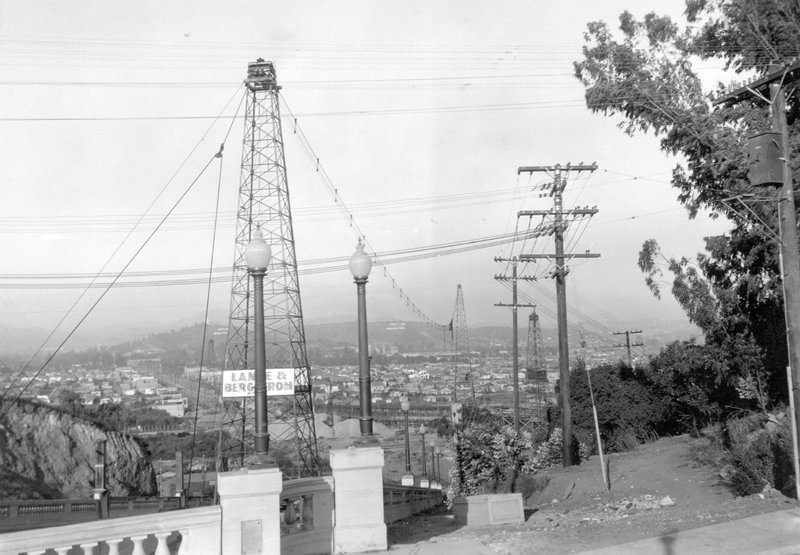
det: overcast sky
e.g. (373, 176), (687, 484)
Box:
(0, 1), (732, 350)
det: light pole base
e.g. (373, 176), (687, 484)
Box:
(244, 453), (277, 469)
(349, 434), (380, 447)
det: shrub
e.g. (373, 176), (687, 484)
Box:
(569, 362), (666, 453)
(449, 424), (525, 497)
(710, 411), (797, 498)
(729, 431), (774, 496)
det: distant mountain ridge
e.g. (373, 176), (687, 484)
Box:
(0, 318), (701, 360)
(98, 318), (705, 357)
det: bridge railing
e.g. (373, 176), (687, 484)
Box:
(0, 504), (220, 555)
(0, 497), (184, 525)
(0, 453), (446, 555)
(383, 484), (443, 524)
(280, 476), (334, 555)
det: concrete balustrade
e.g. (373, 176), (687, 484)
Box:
(0, 505), (220, 555)
(0, 447), (446, 555)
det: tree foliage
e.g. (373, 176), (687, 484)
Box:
(451, 424), (533, 496)
(646, 340), (737, 430)
(575, 1), (800, 409)
(570, 362), (666, 452)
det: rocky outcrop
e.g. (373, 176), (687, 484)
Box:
(0, 400), (157, 499)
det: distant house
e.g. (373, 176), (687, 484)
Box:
(155, 398), (186, 417)
(133, 376), (158, 395)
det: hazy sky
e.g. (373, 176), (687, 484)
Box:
(0, 1), (731, 350)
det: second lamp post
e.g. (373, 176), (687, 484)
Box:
(401, 396), (411, 473)
(350, 240), (374, 436)
(246, 226), (272, 460)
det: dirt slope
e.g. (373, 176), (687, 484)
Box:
(388, 434), (795, 554)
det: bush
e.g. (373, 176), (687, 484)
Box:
(729, 431), (774, 495)
(712, 411), (797, 498)
(450, 424), (532, 497)
(569, 362), (666, 453)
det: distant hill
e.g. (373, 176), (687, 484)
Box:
(12, 317), (701, 368)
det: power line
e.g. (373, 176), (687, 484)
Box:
(0, 147), (226, 409)
(0, 87), (245, 405)
(280, 94), (449, 329)
(0, 227), (545, 289)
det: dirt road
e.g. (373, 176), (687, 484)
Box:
(388, 435), (795, 553)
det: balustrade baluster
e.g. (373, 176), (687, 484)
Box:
(302, 494), (314, 528)
(154, 532), (171, 555)
(131, 535), (148, 555)
(285, 498), (297, 525)
(80, 542), (97, 555)
(54, 546), (71, 555)
(106, 538), (123, 555)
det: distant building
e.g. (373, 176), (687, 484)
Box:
(155, 398), (186, 417)
(133, 376), (158, 395)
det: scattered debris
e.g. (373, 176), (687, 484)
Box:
(601, 494), (677, 515)
(659, 495), (675, 507)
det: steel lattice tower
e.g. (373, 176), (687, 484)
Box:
(525, 309), (547, 424)
(220, 59), (319, 476)
(451, 284), (474, 403)
(525, 310), (545, 381)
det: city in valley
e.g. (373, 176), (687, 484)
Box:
(0, 318), (694, 480)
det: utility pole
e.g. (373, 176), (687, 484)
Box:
(612, 330), (644, 367)
(495, 258), (537, 433)
(715, 61), (800, 499)
(518, 163), (599, 466)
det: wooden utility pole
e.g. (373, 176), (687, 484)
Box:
(495, 258), (537, 433)
(715, 62), (800, 498)
(518, 163), (599, 466)
(612, 330), (644, 367)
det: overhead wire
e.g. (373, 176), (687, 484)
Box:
(0, 85), (245, 403)
(0, 226), (572, 289)
(280, 93), (449, 329)
(0, 87), (245, 407)
(0, 147), (224, 412)
(187, 114), (234, 495)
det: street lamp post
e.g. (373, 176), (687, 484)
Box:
(246, 226), (272, 460)
(429, 438), (436, 483)
(401, 397), (411, 473)
(419, 424), (428, 478)
(350, 240), (374, 436)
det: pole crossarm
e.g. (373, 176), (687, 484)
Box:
(713, 60), (800, 106)
(519, 253), (600, 260)
(494, 275), (538, 282)
(518, 163), (598, 174)
(519, 208), (598, 217)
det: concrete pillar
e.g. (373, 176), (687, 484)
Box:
(217, 466), (282, 555)
(330, 446), (386, 553)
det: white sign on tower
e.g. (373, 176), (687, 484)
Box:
(222, 368), (296, 398)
